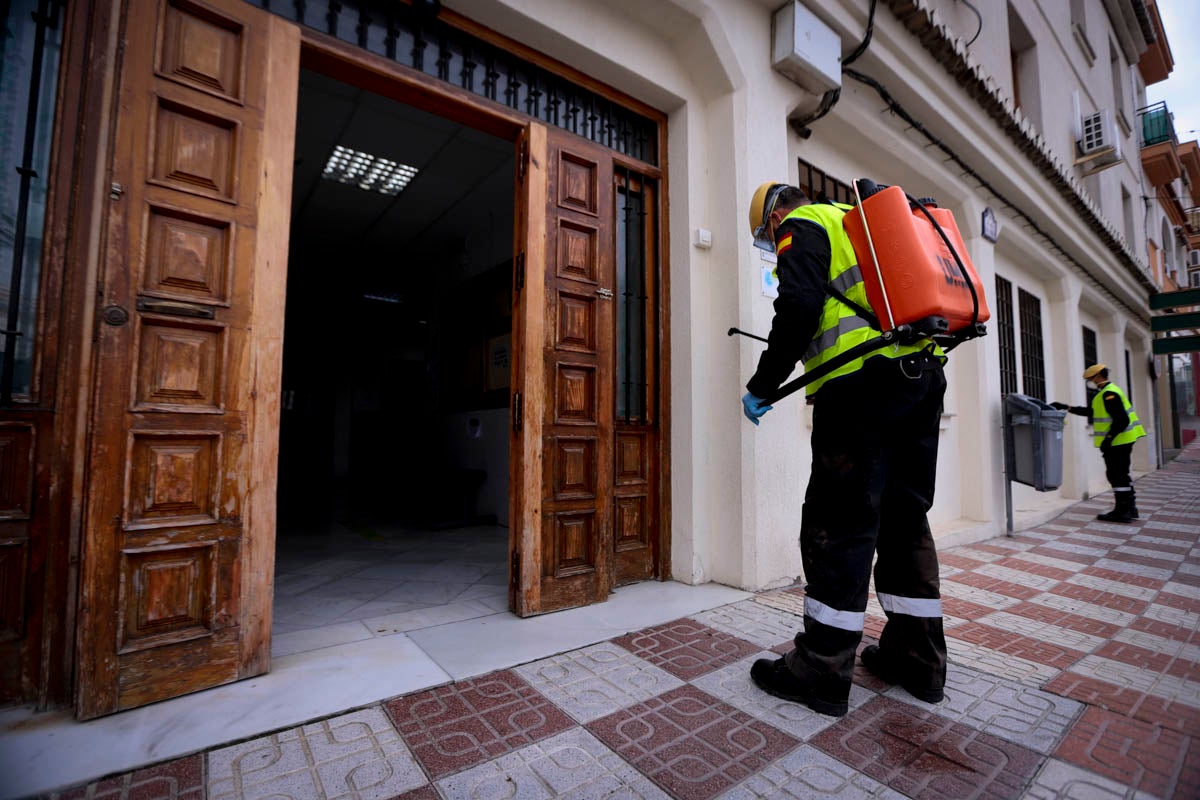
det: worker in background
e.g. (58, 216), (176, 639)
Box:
(1051, 364), (1146, 523)
(740, 182), (948, 717)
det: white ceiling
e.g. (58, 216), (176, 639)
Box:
(290, 69), (515, 266)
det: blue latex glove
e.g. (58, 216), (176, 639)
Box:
(742, 392), (773, 425)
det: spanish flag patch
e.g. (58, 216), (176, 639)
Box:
(776, 233), (793, 255)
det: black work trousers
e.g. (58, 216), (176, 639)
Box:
(1103, 442), (1133, 489)
(784, 349), (948, 702)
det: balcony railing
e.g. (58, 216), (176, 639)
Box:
(1138, 101), (1177, 148)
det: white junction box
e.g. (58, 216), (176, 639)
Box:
(772, 1), (842, 95)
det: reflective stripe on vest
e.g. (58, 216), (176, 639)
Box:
(1090, 382), (1146, 447)
(785, 203), (933, 396)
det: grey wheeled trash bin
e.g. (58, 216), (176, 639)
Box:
(1004, 394), (1065, 491)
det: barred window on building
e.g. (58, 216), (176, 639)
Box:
(1083, 325), (1098, 407)
(996, 276), (1017, 396)
(1018, 288), (1047, 399)
(797, 159), (856, 206)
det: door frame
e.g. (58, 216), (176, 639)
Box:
(295, 21), (673, 594)
(37, 0), (671, 712)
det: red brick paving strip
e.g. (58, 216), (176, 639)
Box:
(940, 553), (988, 571)
(944, 571), (1042, 600)
(1156, 590), (1200, 614)
(1044, 671), (1200, 737)
(612, 620), (761, 681)
(386, 787), (440, 800)
(585, 685), (798, 800)
(47, 755), (204, 800)
(1082, 566), (1165, 590)
(1029, 546), (1097, 565)
(1048, 582), (1151, 615)
(1054, 706), (1196, 798)
(1094, 639), (1196, 682)
(383, 669), (575, 780)
(1004, 600), (1123, 639)
(949, 621), (1086, 669)
(993, 556), (1076, 582)
(1131, 616), (1200, 646)
(810, 695), (1042, 800)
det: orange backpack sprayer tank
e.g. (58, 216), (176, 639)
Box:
(842, 179), (990, 338)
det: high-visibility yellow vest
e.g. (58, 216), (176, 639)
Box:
(784, 203), (936, 397)
(1091, 382), (1146, 447)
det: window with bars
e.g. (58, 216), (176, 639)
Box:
(797, 158), (856, 206)
(1083, 325), (1098, 407)
(1, 0), (63, 404)
(615, 167), (657, 423)
(1018, 289), (1046, 399)
(255, 0), (659, 164)
(996, 276), (1017, 396)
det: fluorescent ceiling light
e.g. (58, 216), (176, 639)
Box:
(322, 145), (419, 196)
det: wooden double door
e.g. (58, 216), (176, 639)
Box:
(72, 0), (659, 718)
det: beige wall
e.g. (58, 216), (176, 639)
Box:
(449, 0), (1161, 591)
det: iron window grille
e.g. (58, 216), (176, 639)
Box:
(996, 276), (1017, 397)
(1083, 325), (1098, 407)
(616, 166), (657, 424)
(798, 158), (856, 206)
(1, 0), (62, 405)
(255, 0), (658, 165)
(1018, 288), (1046, 400)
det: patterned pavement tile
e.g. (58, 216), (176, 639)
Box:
(207, 708), (426, 800)
(1013, 530), (1060, 541)
(1049, 582), (1151, 616)
(976, 563), (1062, 592)
(810, 695), (1044, 800)
(942, 596), (1001, 623)
(513, 642), (685, 724)
(389, 786), (440, 800)
(1044, 670), (1200, 737)
(1080, 524), (1141, 537)
(1143, 522), (1200, 534)
(613, 620), (761, 681)
(976, 611), (1106, 654)
(1107, 551), (1186, 573)
(49, 755), (204, 800)
(947, 546), (1008, 564)
(944, 635), (1061, 685)
(1156, 589), (1200, 614)
(1126, 537), (1192, 554)
(1114, 628), (1200, 663)
(941, 553), (988, 571)
(1180, 564), (1200, 578)
(1162, 581), (1200, 599)
(1089, 558), (1176, 582)
(992, 555), (1076, 582)
(1042, 540), (1109, 556)
(1004, 600), (1122, 639)
(938, 580), (1023, 611)
(949, 621), (1085, 670)
(1169, 571), (1200, 590)
(1029, 546), (1098, 565)
(1066, 655), (1200, 705)
(690, 600), (803, 649)
(717, 744), (906, 799)
(585, 685), (800, 800)
(1060, 513), (1099, 523)
(691, 654), (876, 742)
(1130, 616), (1200, 647)
(1066, 572), (1161, 602)
(880, 661), (1083, 755)
(1021, 759), (1158, 800)
(1143, 603), (1200, 631)
(1028, 592), (1138, 627)
(1053, 706), (1196, 799)
(384, 670), (576, 780)
(1082, 566), (1166, 591)
(752, 589), (806, 617)
(435, 727), (671, 800)
(1094, 639), (1196, 681)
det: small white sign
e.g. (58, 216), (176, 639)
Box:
(760, 249), (779, 298)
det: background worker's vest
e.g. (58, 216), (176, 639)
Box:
(1091, 382), (1146, 447)
(785, 203), (934, 396)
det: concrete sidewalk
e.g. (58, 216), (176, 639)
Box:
(15, 442), (1200, 799)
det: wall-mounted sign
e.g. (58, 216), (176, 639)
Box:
(982, 207), (998, 243)
(760, 248), (779, 298)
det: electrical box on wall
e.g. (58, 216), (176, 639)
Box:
(772, 1), (842, 94)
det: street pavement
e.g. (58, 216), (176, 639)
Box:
(40, 442), (1200, 799)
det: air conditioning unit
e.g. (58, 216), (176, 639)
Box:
(1075, 109), (1123, 171)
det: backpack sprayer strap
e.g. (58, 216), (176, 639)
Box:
(761, 326), (912, 405)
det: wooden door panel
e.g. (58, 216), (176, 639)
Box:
(75, 0), (297, 718)
(0, 422), (34, 643)
(512, 126), (615, 616)
(613, 429), (653, 583)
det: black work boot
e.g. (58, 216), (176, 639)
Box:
(1098, 492), (1136, 523)
(750, 657), (849, 717)
(860, 645), (945, 703)
(1128, 489), (1139, 519)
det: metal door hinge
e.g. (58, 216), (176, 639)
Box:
(514, 252), (525, 292)
(109, 182), (123, 200)
(512, 391), (522, 431)
(597, 288), (614, 299)
(517, 136), (529, 183)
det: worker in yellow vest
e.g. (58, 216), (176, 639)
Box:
(740, 182), (948, 717)
(1051, 364), (1146, 522)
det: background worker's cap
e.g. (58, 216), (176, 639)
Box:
(1083, 363), (1107, 379)
(749, 181), (788, 252)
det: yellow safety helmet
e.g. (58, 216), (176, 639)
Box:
(1082, 363), (1107, 380)
(749, 181), (788, 252)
